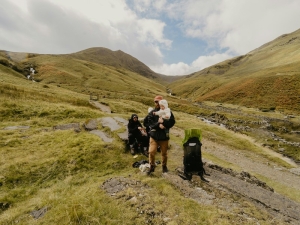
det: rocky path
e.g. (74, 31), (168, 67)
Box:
(3, 99), (299, 224)
(89, 100), (111, 113)
(168, 126), (300, 224)
(89, 112), (300, 224)
(203, 137), (300, 190)
(54, 101), (300, 224)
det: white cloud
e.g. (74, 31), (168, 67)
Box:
(130, 0), (168, 13)
(163, 0), (300, 55)
(191, 52), (232, 70)
(150, 62), (190, 76)
(2, 0), (300, 76)
(131, 0), (151, 13)
(1, 0), (171, 66)
(152, 0), (168, 11)
(218, 0), (300, 54)
(150, 52), (232, 76)
(148, 0), (300, 75)
(136, 19), (171, 47)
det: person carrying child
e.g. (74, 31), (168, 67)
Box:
(153, 99), (171, 138)
(147, 96), (175, 175)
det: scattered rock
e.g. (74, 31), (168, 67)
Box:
(113, 117), (128, 126)
(83, 119), (98, 131)
(289, 168), (300, 176)
(117, 131), (128, 141)
(90, 130), (113, 143)
(101, 117), (121, 131)
(30, 207), (48, 219)
(101, 177), (149, 196)
(3, 126), (30, 130)
(128, 196), (138, 205)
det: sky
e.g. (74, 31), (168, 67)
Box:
(1, 0), (300, 76)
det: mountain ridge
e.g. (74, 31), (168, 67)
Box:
(70, 47), (159, 80)
(1, 28), (300, 113)
(168, 28), (300, 113)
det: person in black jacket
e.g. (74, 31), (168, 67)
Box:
(146, 96), (175, 175)
(143, 107), (155, 154)
(127, 114), (148, 155)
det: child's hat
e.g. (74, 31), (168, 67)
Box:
(159, 99), (168, 108)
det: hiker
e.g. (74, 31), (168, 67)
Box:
(146, 96), (175, 175)
(127, 114), (148, 155)
(144, 106), (161, 153)
(143, 107), (153, 153)
(143, 107), (153, 134)
(153, 99), (171, 138)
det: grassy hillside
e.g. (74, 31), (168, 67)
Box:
(168, 29), (300, 113)
(1, 51), (168, 102)
(2, 57), (299, 224)
(70, 47), (161, 80)
(1, 34), (300, 224)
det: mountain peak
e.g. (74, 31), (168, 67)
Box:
(70, 47), (159, 79)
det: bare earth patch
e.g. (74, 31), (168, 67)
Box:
(89, 101), (111, 113)
(101, 124), (300, 224)
(92, 106), (300, 224)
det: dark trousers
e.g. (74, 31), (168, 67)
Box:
(128, 134), (149, 147)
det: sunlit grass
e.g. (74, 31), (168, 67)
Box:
(1, 60), (298, 224)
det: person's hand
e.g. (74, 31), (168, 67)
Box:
(138, 127), (142, 130)
(159, 124), (165, 129)
(158, 117), (163, 123)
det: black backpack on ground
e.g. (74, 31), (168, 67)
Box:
(183, 137), (208, 181)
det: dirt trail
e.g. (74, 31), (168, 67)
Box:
(202, 137), (300, 190)
(228, 130), (298, 167)
(92, 102), (300, 224)
(171, 125), (300, 190)
(89, 101), (111, 113)
(168, 126), (300, 224)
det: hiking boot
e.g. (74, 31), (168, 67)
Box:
(162, 165), (169, 173)
(147, 165), (155, 175)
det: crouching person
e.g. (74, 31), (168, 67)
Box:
(127, 114), (149, 155)
(147, 96), (175, 175)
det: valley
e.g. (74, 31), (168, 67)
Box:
(1, 28), (300, 224)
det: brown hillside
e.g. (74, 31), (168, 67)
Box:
(0, 47), (182, 95)
(69, 47), (160, 80)
(168, 28), (300, 113)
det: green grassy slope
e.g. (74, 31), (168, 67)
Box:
(4, 51), (300, 224)
(168, 29), (300, 113)
(1, 52), (168, 102)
